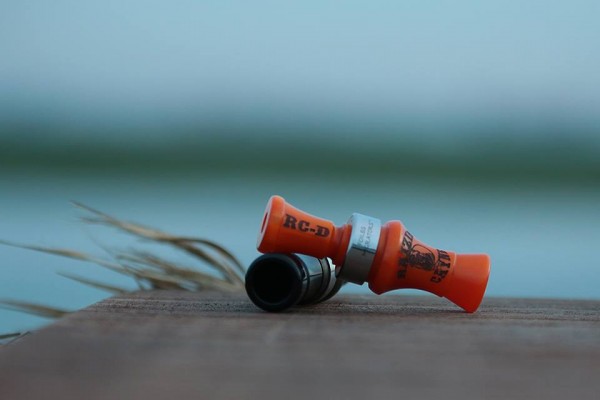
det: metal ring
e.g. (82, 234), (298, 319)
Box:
(338, 213), (381, 284)
(316, 258), (338, 302)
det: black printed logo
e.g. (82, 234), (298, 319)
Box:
(397, 231), (451, 283)
(283, 214), (330, 237)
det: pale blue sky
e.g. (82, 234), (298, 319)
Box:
(1, 1), (599, 138)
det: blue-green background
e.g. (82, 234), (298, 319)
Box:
(1, 1), (599, 332)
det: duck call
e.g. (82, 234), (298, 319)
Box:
(257, 195), (490, 312)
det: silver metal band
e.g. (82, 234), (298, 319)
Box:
(337, 213), (381, 284)
(316, 258), (339, 302)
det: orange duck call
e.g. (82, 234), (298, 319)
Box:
(257, 195), (491, 313)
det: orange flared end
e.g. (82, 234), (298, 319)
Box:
(257, 195), (339, 259)
(443, 254), (491, 313)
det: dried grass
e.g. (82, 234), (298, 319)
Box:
(0, 203), (246, 332)
(0, 332), (26, 340)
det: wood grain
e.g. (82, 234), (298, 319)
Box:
(1, 291), (598, 399)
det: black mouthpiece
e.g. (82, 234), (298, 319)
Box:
(245, 253), (342, 312)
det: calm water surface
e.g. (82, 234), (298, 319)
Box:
(1, 172), (599, 332)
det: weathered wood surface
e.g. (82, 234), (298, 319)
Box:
(1, 291), (599, 400)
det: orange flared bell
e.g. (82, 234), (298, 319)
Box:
(258, 195), (343, 259)
(257, 195), (491, 313)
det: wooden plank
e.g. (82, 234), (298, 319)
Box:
(1, 291), (599, 399)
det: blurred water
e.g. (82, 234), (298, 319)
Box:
(1, 172), (598, 333)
